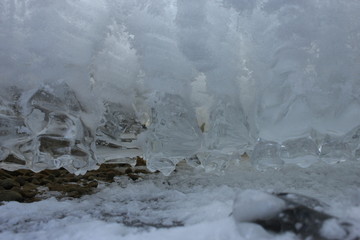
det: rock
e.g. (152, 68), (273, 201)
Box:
(67, 177), (78, 182)
(11, 186), (21, 193)
(20, 189), (37, 199)
(23, 183), (37, 190)
(63, 185), (79, 193)
(0, 190), (24, 202)
(86, 175), (96, 181)
(0, 179), (20, 190)
(48, 170), (61, 177)
(67, 191), (81, 198)
(4, 170), (22, 177)
(106, 172), (116, 181)
(46, 175), (55, 181)
(40, 179), (50, 185)
(47, 184), (65, 192)
(76, 188), (91, 195)
(134, 169), (150, 174)
(25, 177), (33, 182)
(87, 181), (98, 188)
(31, 178), (40, 185)
(16, 169), (29, 175)
(128, 174), (140, 181)
(0, 170), (12, 179)
(233, 191), (358, 240)
(55, 178), (64, 184)
(0, 162), (152, 202)
(136, 157), (147, 166)
(15, 176), (26, 186)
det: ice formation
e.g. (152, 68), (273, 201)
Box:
(0, 0), (360, 174)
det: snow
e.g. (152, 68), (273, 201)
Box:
(1, 160), (360, 240)
(320, 219), (347, 240)
(232, 190), (286, 222)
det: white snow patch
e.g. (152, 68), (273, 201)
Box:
(320, 218), (347, 240)
(233, 190), (286, 222)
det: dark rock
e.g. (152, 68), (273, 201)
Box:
(0, 162), (153, 202)
(55, 178), (64, 184)
(25, 177), (33, 182)
(49, 170), (61, 177)
(134, 169), (150, 174)
(67, 177), (78, 182)
(67, 191), (81, 198)
(135, 157), (147, 166)
(47, 184), (67, 192)
(106, 172), (116, 181)
(23, 183), (37, 190)
(4, 170), (22, 177)
(87, 175), (96, 181)
(15, 176), (26, 186)
(0, 179), (20, 190)
(11, 186), (21, 193)
(87, 181), (98, 188)
(64, 185), (80, 193)
(76, 188), (91, 195)
(0, 190), (24, 202)
(17, 170), (29, 176)
(0, 170), (12, 179)
(31, 178), (40, 185)
(47, 175), (55, 181)
(36, 174), (46, 179)
(20, 189), (37, 199)
(250, 192), (356, 240)
(128, 174), (140, 181)
(40, 179), (50, 185)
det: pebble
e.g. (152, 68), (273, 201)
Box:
(0, 190), (24, 202)
(15, 176), (26, 186)
(0, 158), (150, 202)
(0, 179), (20, 190)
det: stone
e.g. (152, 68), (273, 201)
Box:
(20, 189), (37, 199)
(136, 157), (147, 166)
(31, 178), (40, 185)
(15, 177), (26, 186)
(233, 192), (357, 240)
(0, 190), (24, 202)
(128, 174), (140, 181)
(87, 181), (98, 188)
(0, 170), (12, 179)
(0, 179), (20, 190)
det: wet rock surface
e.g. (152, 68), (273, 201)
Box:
(0, 157), (149, 203)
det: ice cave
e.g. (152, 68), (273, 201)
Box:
(1, 0), (360, 239)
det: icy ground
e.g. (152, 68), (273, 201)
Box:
(1, 160), (360, 240)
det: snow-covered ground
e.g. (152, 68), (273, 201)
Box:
(1, 160), (360, 240)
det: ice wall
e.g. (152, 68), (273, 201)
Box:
(0, 0), (359, 175)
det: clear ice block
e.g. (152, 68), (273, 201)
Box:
(142, 93), (202, 175)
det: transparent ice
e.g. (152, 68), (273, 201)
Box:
(1, 0), (360, 174)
